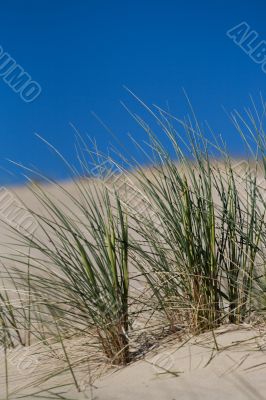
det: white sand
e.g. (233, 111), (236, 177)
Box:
(1, 325), (266, 399)
(88, 325), (266, 400)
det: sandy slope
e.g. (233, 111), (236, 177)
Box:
(88, 327), (266, 400)
(0, 325), (266, 399)
(0, 169), (266, 399)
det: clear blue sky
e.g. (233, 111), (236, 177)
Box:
(0, 0), (265, 184)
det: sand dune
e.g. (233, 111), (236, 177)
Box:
(1, 325), (265, 399)
(0, 165), (266, 399)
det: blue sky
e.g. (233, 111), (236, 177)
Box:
(0, 0), (265, 184)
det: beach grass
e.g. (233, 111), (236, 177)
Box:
(1, 97), (266, 397)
